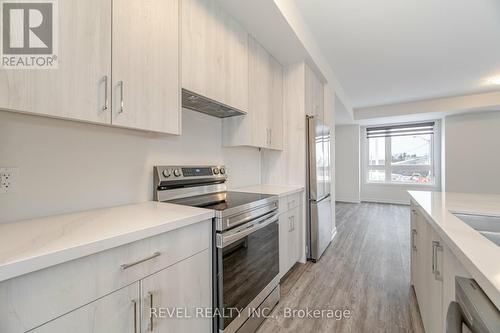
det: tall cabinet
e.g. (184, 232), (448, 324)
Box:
(0, 0), (181, 135)
(223, 35), (283, 150)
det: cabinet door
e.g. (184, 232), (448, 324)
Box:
(413, 208), (429, 327)
(31, 283), (140, 333)
(410, 205), (418, 286)
(112, 0), (180, 134)
(279, 212), (289, 278)
(415, 210), (444, 333)
(0, 0), (111, 124)
(269, 54), (284, 150)
(287, 206), (301, 270)
(442, 246), (471, 332)
(248, 35), (270, 148)
(181, 0), (248, 112)
(425, 225), (444, 333)
(305, 64), (324, 120)
(140, 249), (211, 333)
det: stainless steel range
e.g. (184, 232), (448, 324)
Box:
(154, 165), (280, 333)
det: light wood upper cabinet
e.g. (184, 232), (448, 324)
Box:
(269, 54), (284, 150)
(112, 0), (180, 134)
(305, 64), (324, 121)
(222, 35), (283, 150)
(181, 0), (248, 113)
(0, 0), (112, 124)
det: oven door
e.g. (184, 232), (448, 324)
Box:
(215, 212), (280, 332)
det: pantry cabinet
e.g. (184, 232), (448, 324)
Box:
(0, 0), (112, 124)
(0, 0), (180, 135)
(279, 192), (304, 278)
(181, 0), (248, 113)
(223, 35), (283, 150)
(112, 0), (180, 134)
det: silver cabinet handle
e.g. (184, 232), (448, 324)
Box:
(432, 241), (443, 281)
(148, 292), (154, 331)
(432, 241), (437, 273)
(120, 252), (161, 270)
(118, 80), (124, 114)
(131, 299), (137, 333)
(292, 215), (295, 231)
(411, 229), (417, 251)
(102, 75), (109, 111)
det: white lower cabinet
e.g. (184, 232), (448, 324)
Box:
(140, 250), (211, 333)
(411, 203), (444, 333)
(30, 250), (210, 333)
(279, 192), (303, 278)
(31, 283), (140, 333)
(0, 221), (211, 333)
(411, 201), (474, 333)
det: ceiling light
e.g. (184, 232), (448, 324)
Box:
(486, 76), (500, 85)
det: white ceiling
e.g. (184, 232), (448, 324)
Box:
(294, 0), (500, 109)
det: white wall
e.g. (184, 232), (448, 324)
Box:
(0, 110), (261, 223)
(444, 111), (500, 194)
(334, 125), (360, 203)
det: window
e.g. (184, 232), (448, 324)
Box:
(365, 122), (438, 185)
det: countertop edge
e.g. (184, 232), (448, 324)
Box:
(234, 185), (305, 197)
(0, 210), (214, 283)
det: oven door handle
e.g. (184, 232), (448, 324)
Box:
(217, 212), (279, 248)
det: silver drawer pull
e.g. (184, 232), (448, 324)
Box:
(102, 75), (109, 111)
(131, 299), (137, 333)
(411, 229), (417, 251)
(120, 252), (161, 270)
(118, 80), (124, 114)
(148, 292), (154, 331)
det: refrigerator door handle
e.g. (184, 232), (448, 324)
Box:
(309, 193), (331, 203)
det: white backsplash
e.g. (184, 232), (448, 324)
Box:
(0, 109), (261, 223)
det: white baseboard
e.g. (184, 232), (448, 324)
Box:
(335, 197), (361, 204)
(330, 227), (338, 241)
(360, 197), (410, 205)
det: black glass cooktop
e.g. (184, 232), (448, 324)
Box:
(166, 191), (274, 211)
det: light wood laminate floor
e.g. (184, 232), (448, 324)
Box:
(258, 202), (425, 333)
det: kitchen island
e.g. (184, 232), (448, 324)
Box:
(408, 190), (500, 333)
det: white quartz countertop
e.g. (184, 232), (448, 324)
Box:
(408, 191), (500, 308)
(0, 202), (214, 283)
(235, 184), (304, 197)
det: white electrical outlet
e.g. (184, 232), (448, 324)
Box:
(0, 168), (18, 194)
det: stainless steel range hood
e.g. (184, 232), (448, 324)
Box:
(182, 89), (246, 118)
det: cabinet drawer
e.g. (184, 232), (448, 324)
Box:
(0, 220), (210, 333)
(279, 192), (302, 214)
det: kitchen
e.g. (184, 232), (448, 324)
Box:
(0, 0), (499, 333)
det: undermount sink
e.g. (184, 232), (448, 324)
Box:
(452, 213), (500, 246)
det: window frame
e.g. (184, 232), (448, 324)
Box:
(361, 120), (441, 187)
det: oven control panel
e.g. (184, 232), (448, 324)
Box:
(154, 165), (226, 182)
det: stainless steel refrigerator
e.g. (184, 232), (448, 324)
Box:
(306, 115), (332, 262)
